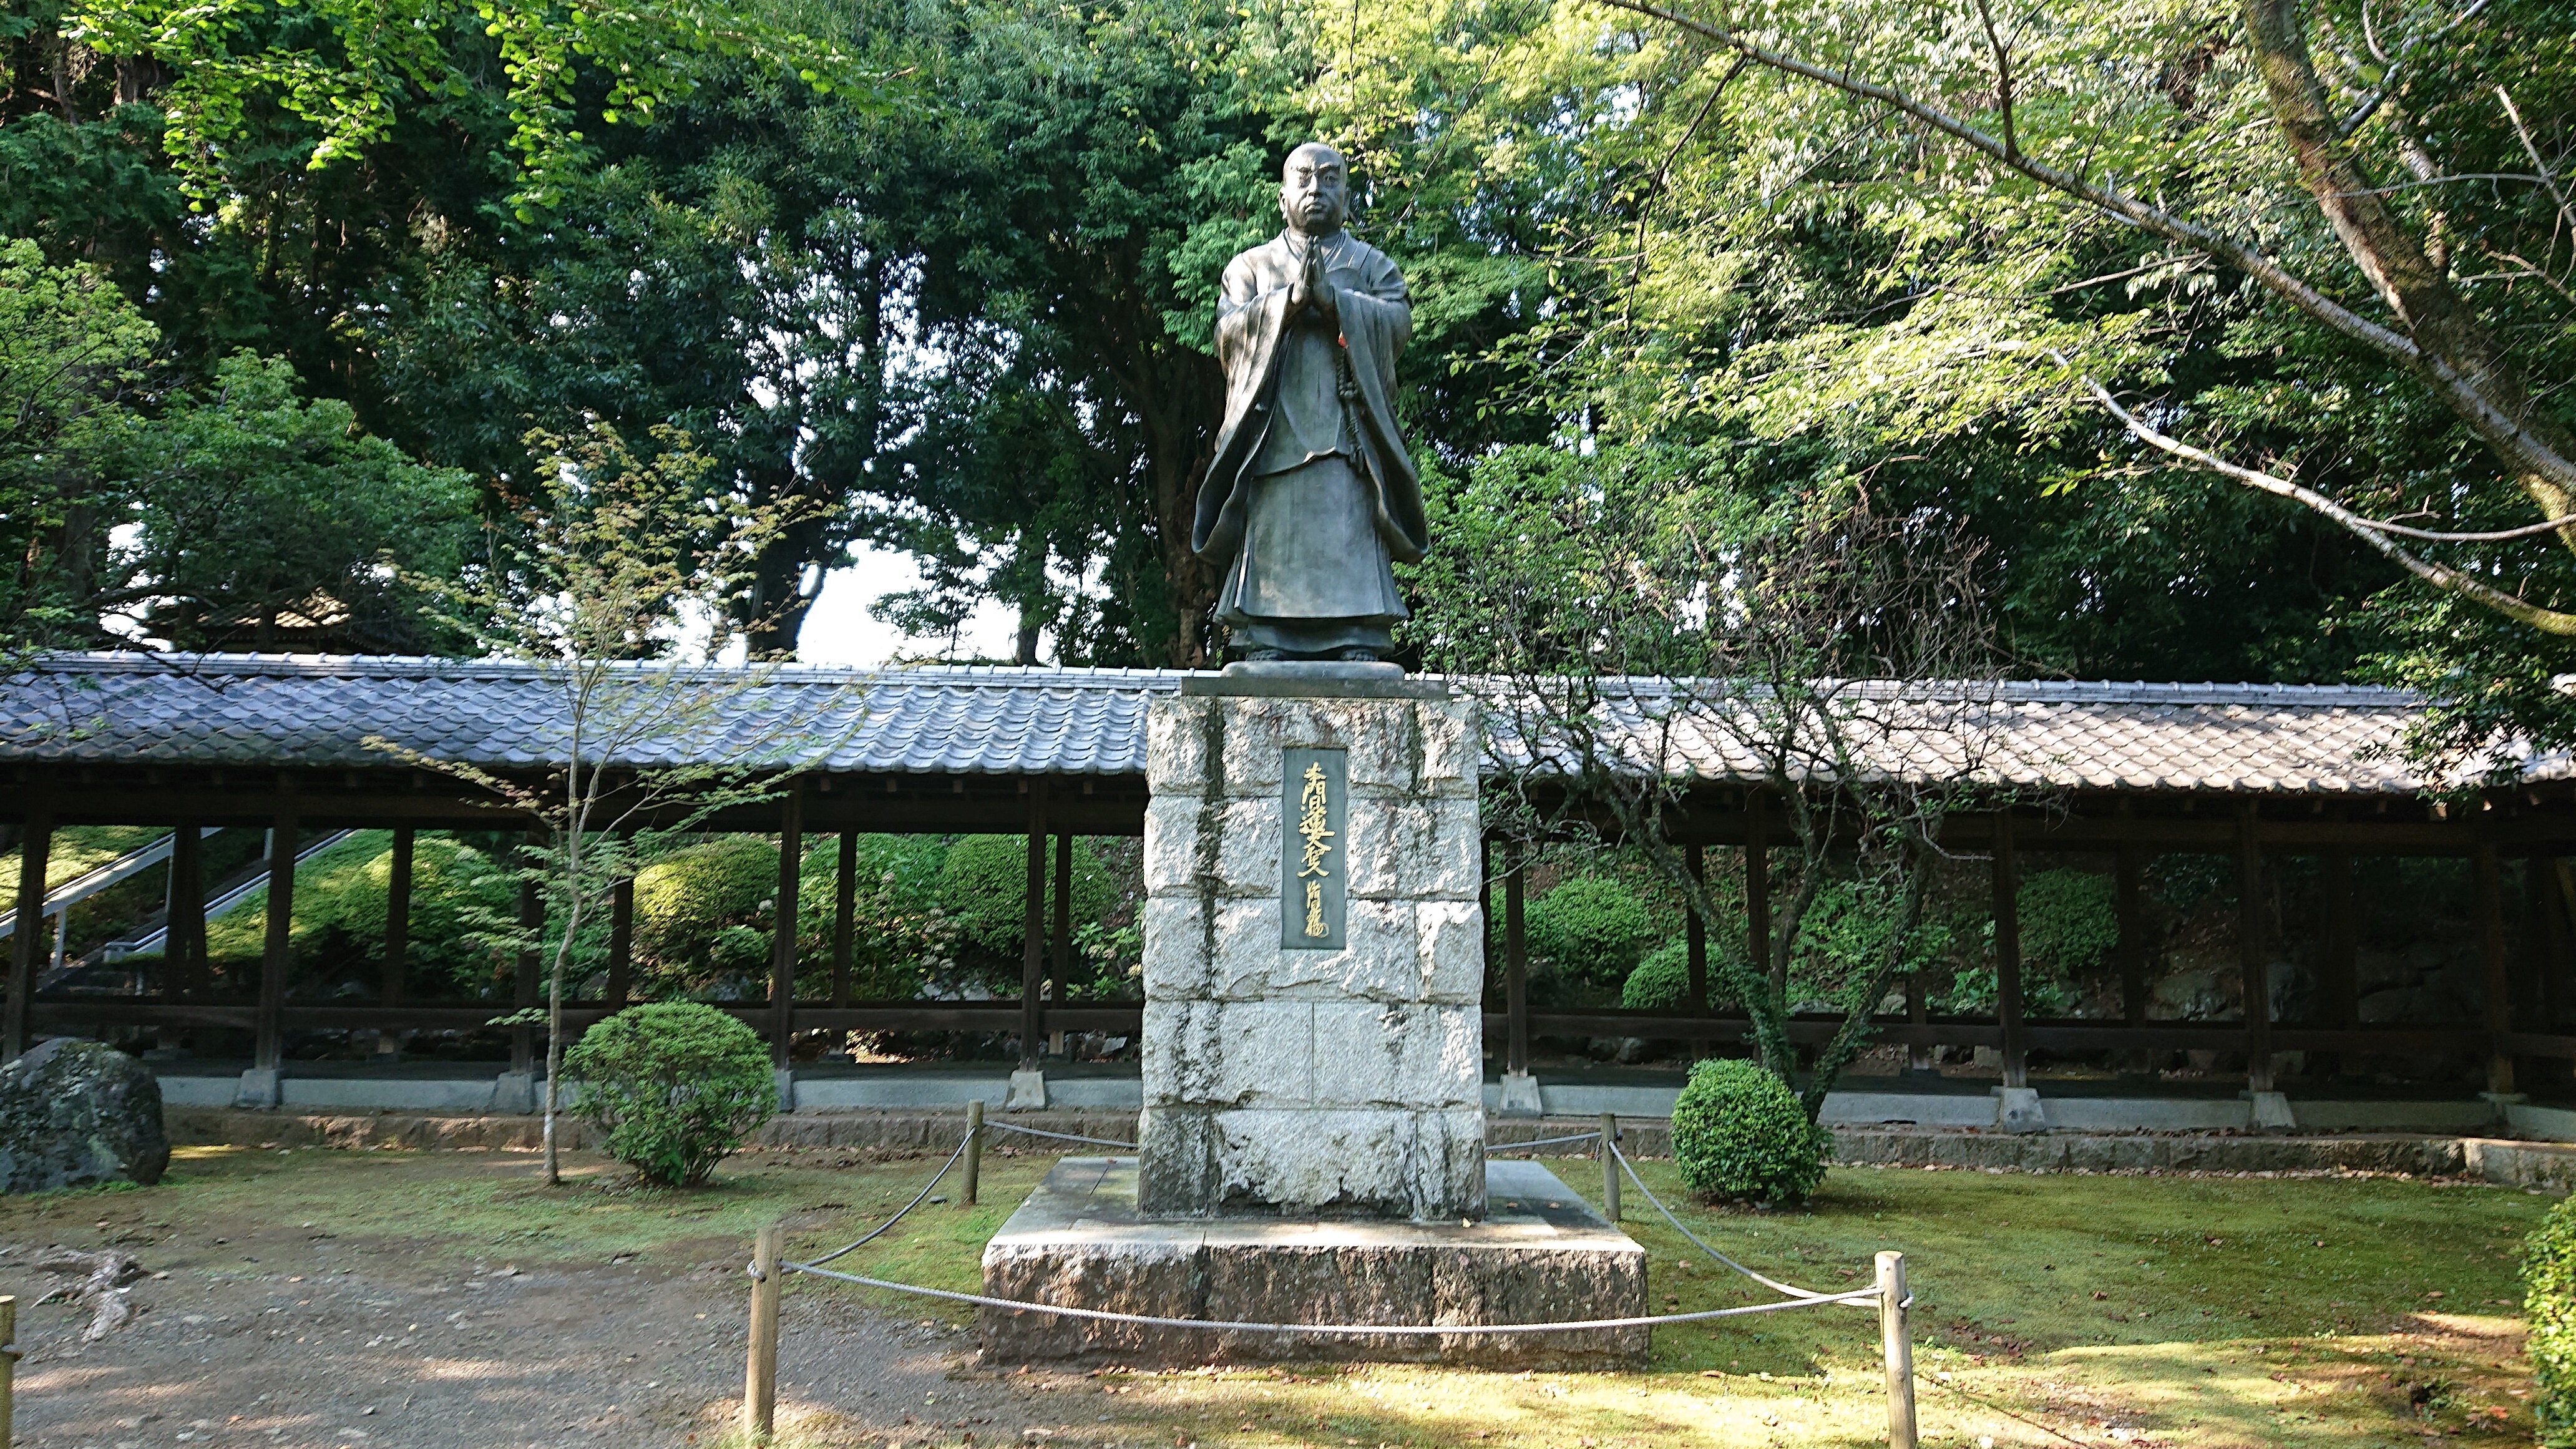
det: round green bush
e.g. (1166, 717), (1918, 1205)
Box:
(1526, 874), (1657, 991)
(1670, 1058), (1828, 1206)
(2527, 1193), (2576, 1443)
(565, 1002), (778, 1186)
(1622, 939), (1690, 1010)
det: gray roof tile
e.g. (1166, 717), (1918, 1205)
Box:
(0, 653), (2532, 795)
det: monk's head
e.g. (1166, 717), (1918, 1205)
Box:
(1279, 142), (1349, 238)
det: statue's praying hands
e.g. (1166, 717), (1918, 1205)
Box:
(1289, 242), (1337, 326)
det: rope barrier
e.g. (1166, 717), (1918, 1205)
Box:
(779, 1257), (1880, 1332)
(1484, 1129), (1604, 1153)
(794, 1130), (973, 1269)
(980, 1121), (1141, 1150)
(739, 1113), (1920, 1448)
(1609, 1139), (1849, 1303)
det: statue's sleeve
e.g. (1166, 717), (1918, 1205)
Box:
(1335, 249), (1410, 358)
(1215, 253), (1284, 373)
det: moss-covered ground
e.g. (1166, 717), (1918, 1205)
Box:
(1, 1144), (2545, 1448)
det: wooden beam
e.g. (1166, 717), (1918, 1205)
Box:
(1020, 783), (1047, 1068)
(2238, 805), (2272, 1093)
(1993, 811), (2026, 1088)
(6, 799), (51, 1058)
(2477, 841), (2514, 1095)
(831, 831), (857, 1011)
(1505, 838), (1530, 1077)
(512, 832), (541, 1077)
(256, 805), (300, 1071)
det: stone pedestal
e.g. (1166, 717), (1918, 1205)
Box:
(1136, 672), (1485, 1221)
(980, 1157), (1646, 1368)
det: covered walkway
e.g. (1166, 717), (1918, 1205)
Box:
(8, 651), (2576, 1111)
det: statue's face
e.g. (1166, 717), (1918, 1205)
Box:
(1279, 145), (1349, 237)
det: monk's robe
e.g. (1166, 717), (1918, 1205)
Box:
(1194, 230), (1429, 657)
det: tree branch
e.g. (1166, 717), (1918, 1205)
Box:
(2062, 361), (2576, 634)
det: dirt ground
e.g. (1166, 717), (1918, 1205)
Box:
(1, 1148), (1079, 1449)
(0, 1143), (2549, 1449)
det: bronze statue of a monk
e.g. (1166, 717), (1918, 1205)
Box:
(1193, 142), (1428, 663)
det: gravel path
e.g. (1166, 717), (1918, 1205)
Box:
(4, 1236), (1078, 1449)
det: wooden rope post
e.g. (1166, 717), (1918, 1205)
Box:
(1876, 1251), (1916, 1449)
(964, 1098), (985, 1208)
(744, 1221), (783, 1441)
(0, 1292), (16, 1447)
(1599, 1113), (1619, 1222)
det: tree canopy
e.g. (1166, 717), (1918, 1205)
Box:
(9, 0), (2573, 759)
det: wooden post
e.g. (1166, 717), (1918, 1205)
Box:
(1876, 1251), (1916, 1449)
(1050, 832), (1073, 1055)
(964, 1098), (984, 1208)
(1021, 784), (1047, 1069)
(2114, 841), (2145, 1027)
(2476, 841), (2514, 1096)
(1504, 839), (1530, 1078)
(1600, 1113), (1619, 1221)
(511, 835), (540, 1078)
(2237, 806), (2272, 1094)
(383, 826), (412, 1005)
(2114, 835), (2148, 1076)
(605, 875), (634, 1011)
(6, 804), (50, 1060)
(1747, 794), (1775, 994)
(2320, 849), (2358, 1079)
(1684, 842), (1709, 1015)
(0, 1293), (17, 1445)
(744, 1221), (782, 1441)
(168, 819), (204, 1002)
(1993, 811), (2026, 1089)
(256, 804), (300, 1073)
(771, 783), (804, 1065)
(831, 831), (857, 1010)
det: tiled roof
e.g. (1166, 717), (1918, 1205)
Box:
(0, 652), (2520, 795)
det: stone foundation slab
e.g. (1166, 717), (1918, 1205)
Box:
(980, 1157), (1647, 1368)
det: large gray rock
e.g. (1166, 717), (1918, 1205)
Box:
(0, 1038), (170, 1192)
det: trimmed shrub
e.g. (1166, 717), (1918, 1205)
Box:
(633, 836), (778, 970)
(2527, 1193), (2576, 1444)
(1526, 875), (1657, 993)
(1670, 1058), (1828, 1206)
(1622, 939), (1690, 1010)
(565, 1002), (777, 1186)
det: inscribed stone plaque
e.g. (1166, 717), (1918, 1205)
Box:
(1280, 747), (1348, 949)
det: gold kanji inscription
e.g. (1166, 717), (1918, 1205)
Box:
(1297, 761), (1335, 937)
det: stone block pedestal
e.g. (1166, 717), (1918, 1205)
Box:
(1136, 675), (1486, 1221)
(979, 1157), (1647, 1368)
